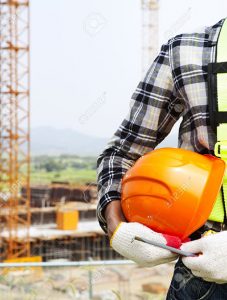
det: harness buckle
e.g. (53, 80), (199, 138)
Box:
(221, 222), (227, 231)
(214, 140), (227, 158)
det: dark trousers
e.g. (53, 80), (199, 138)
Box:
(166, 258), (227, 300)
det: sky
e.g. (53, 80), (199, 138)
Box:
(31, 0), (227, 139)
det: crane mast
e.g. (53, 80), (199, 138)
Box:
(0, 0), (30, 259)
(141, 0), (159, 74)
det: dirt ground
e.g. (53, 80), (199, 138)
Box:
(0, 262), (175, 300)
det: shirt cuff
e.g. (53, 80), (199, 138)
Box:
(96, 191), (121, 234)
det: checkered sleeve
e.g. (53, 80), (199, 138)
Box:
(97, 41), (184, 233)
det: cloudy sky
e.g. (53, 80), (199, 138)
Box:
(31, 0), (227, 141)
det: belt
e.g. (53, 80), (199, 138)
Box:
(189, 220), (227, 241)
(205, 220), (227, 232)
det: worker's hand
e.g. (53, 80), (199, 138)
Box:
(110, 222), (181, 267)
(181, 231), (227, 283)
(104, 201), (127, 239)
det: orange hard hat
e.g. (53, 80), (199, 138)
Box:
(121, 147), (226, 240)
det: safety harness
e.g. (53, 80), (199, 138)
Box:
(208, 18), (227, 225)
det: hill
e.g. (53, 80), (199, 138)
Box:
(31, 126), (109, 156)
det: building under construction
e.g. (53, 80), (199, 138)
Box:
(0, 182), (122, 262)
(0, 0), (159, 263)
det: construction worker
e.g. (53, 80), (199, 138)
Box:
(97, 18), (227, 299)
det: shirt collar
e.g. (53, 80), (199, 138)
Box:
(207, 18), (226, 46)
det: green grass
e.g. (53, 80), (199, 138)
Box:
(30, 155), (97, 185)
(31, 167), (96, 185)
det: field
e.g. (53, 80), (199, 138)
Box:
(30, 155), (97, 185)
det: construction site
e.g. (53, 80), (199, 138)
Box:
(0, 1), (171, 299)
(0, 182), (121, 262)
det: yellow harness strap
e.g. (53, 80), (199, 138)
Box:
(208, 18), (227, 222)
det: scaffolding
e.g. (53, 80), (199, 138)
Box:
(0, 224), (123, 262)
(0, 0), (30, 258)
(141, 0), (159, 74)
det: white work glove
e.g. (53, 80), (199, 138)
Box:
(110, 222), (182, 267)
(181, 231), (227, 283)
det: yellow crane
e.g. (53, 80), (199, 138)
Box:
(0, 0), (31, 259)
(141, 0), (159, 74)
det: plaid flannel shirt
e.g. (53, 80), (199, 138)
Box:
(97, 18), (225, 233)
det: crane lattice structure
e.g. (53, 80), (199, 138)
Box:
(141, 0), (159, 74)
(0, 0), (30, 259)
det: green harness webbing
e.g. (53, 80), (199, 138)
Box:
(208, 18), (227, 223)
